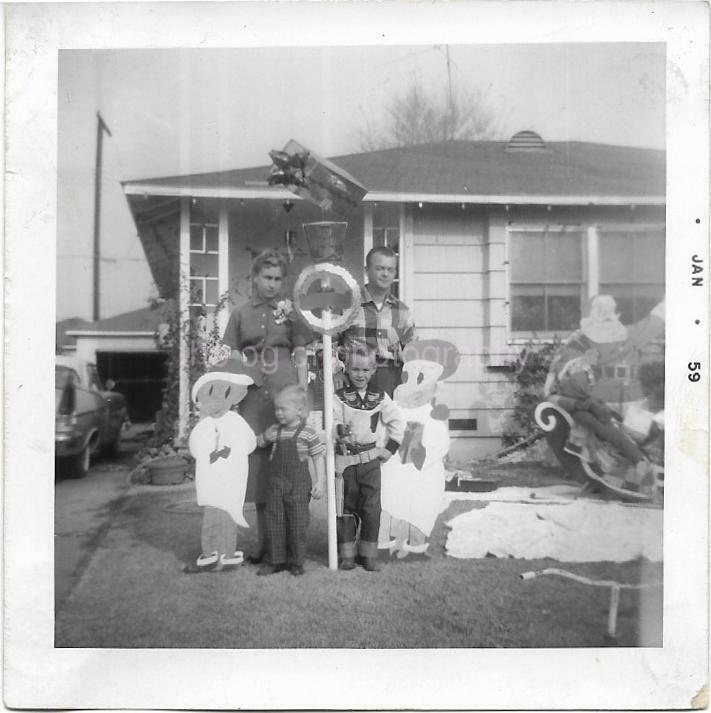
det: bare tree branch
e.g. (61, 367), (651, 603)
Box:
(359, 80), (496, 150)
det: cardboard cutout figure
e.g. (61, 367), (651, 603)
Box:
(540, 296), (665, 501)
(379, 340), (460, 557)
(186, 357), (257, 573)
(547, 296), (665, 406)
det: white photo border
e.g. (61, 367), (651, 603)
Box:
(4, 1), (709, 709)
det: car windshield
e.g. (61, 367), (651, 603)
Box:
(56, 366), (79, 390)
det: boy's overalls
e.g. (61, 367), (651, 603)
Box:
(264, 423), (312, 568)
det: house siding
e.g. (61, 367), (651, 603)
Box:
(409, 205), (510, 460)
(409, 203), (665, 462)
(175, 197), (665, 463)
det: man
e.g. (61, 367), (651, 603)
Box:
(339, 246), (416, 396)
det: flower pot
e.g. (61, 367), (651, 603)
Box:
(149, 455), (188, 486)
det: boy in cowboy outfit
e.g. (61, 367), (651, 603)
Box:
(333, 346), (404, 572)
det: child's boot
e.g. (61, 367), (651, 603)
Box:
(362, 557), (381, 572)
(337, 515), (357, 570)
(359, 541), (381, 572)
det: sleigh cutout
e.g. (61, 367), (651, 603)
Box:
(534, 401), (663, 505)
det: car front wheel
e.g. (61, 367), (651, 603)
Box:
(103, 420), (124, 457)
(60, 445), (91, 479)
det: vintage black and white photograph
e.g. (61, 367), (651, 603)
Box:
(4, 2), (708, 709)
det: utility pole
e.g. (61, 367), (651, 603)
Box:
(445, 45), (453, 141)
(93, 111), (112, 321)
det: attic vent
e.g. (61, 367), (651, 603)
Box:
(506, 130), (547, 151)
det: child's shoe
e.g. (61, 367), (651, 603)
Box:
(288, 564), (304, 577)
(339, 558), (356, 570)
(256, 563), (287, 576)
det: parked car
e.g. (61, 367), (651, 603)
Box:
(55, 355), (127, 478)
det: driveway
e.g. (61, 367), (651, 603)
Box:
(54, 439), (136, 611)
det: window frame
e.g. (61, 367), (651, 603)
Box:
(189, 222), (220, 309)
(506, 222), (665, 344)
(506, 224), (587, 342)
(597, 223), (666, 325)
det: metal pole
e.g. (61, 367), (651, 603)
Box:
(92, 112), (111, 321)
(607, 585), (621, 639)
(445, 45), (453, 140)
(322, 318), (338, 570)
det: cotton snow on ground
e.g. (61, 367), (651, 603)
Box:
(443, 484), (582, 506)
(445, 488), (662, 562)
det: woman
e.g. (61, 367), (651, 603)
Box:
(221, 249), (312, 562)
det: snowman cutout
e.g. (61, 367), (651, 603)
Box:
(379, 339), (460, 558)
(186, 356), (257, 573)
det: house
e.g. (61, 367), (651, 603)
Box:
(123, 132), (665, 459)
(57, 306), (169, 423)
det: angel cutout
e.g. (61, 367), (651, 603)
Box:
(185, 357), (257, 573)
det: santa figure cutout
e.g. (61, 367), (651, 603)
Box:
(186, 356), (257, 573)
(378, 339), (460, 558)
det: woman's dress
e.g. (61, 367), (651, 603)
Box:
(222, 295), (312, 503)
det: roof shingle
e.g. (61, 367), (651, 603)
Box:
(126, 140), (665, 199)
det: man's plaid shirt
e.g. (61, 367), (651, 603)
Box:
(340, 287), (415, 363)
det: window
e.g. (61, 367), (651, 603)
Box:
(55, 366), (79, 390)
(189, 222), (219, 313)
(509, 227), (584, 333)
(85, 363), (104, 391)
(371, 205), (401, 298)
(598, 227), (665, 324)
(507, 223), (665, 339)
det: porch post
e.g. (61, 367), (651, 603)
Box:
(587, 225), (599, 300)
(400, 203), (415, 309)
(178, 197), (191, 441)
(363, 202), (373, 265)
(218, 202), (230, 334)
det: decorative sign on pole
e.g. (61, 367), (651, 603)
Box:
(293, 263), (361, 337)
(267, 141), (367, 570)
(292, 260), (360, 571)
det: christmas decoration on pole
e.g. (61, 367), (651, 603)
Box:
(268, 141), (366, 570)
(268, 140), (367, 216)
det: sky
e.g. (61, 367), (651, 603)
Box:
(57, 43), (666, 321)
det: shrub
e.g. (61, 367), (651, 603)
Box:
(149, 285), (233, 449)
(501, 338), (560, 447)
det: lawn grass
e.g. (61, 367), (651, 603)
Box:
(55, 464), (662, 649)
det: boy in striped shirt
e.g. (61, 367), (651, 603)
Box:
(256, 385), (325, 576)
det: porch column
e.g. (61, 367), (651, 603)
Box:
(363, 202), (373, 265)
(587, 225), (599, 299)
(399, 203), (415, 309)
(218, 202), (230, 334)
(178, 197), (191, 441)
